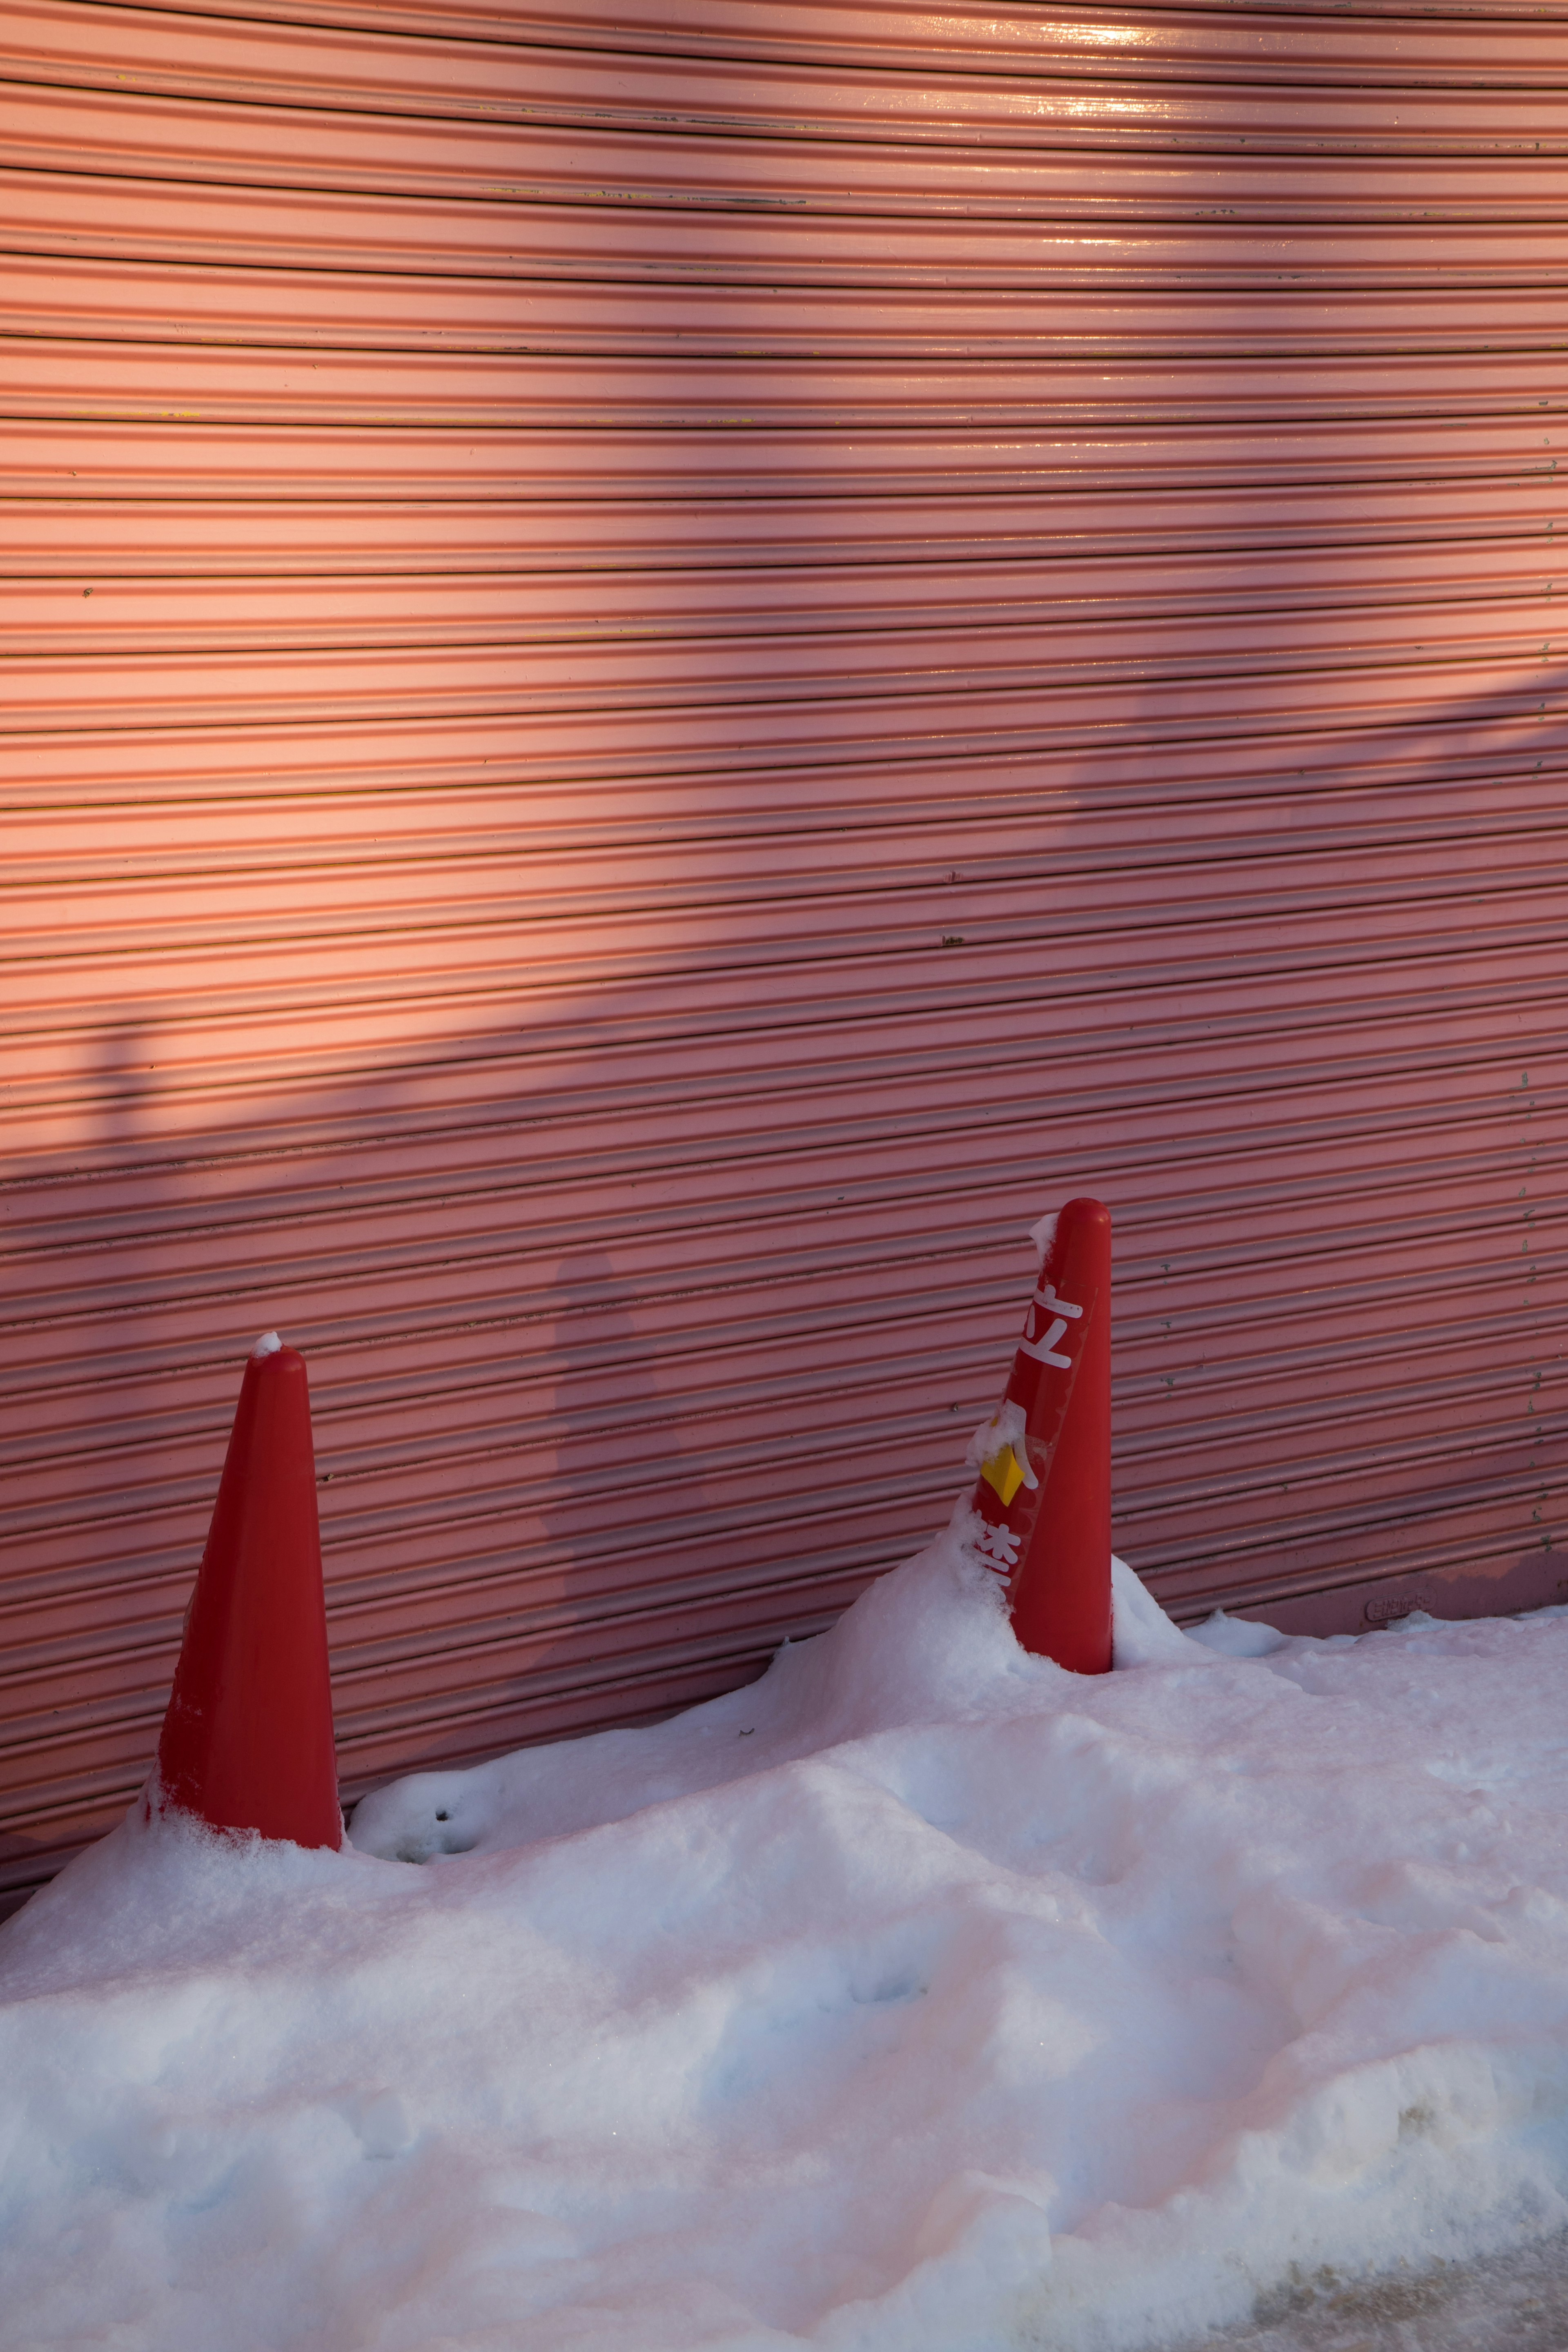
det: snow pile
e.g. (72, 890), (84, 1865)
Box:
(6, 1537), (1568, 2352)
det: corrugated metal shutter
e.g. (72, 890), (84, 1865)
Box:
(3, 0), (1563, 1913)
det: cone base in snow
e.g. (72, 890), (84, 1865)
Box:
(153, 1334), (342, 1849)
(966, 1198), (1112, 1675)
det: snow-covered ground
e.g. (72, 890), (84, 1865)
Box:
(6, 1534), (1568, 2352)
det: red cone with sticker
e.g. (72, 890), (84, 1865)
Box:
(151, 1333), (342, 1847)
(965, 1198), (1112, 1673)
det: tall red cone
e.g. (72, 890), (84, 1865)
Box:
(964, 1198), (1113, 1673)
(151, 1332), (342, 1848)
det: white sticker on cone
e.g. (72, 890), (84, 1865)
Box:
(971, 1522), (1022, 1576)
(1019, 1282), (1083, 1370)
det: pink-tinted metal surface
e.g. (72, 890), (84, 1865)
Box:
(1, 0), (1564, 1912)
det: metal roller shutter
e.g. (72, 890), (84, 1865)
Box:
(2, 0), (1563, 1912)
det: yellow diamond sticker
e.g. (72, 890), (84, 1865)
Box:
(980, 1444), (1025, 1507)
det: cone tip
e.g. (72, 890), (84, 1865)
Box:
(1027, 1207), (1058, 1264)
(251, 1330), (284, 1359)
(1030, 1198), (1111, 1266)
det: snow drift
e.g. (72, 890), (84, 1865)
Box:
(5, 1535), (1568, 2352)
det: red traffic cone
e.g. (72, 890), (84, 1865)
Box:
(151, 1332), (342, 1848)
(964, 1198), (1112, 1674)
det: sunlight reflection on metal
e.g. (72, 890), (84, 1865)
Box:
(1032, 16), (1152, 42)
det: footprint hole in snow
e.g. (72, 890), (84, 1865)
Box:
(344, 2089), (413, 2159)
(851, 1969), (926, 2006)
(390, 1820), (481, 1864)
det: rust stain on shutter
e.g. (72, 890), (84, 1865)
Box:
(0, 0), (1563, 1911)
